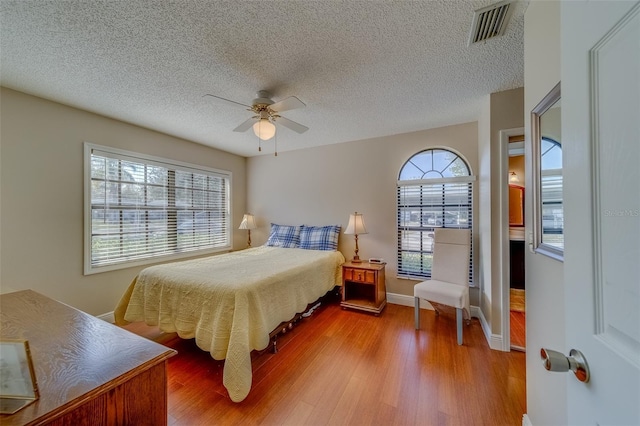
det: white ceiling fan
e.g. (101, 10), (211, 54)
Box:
(204, 90), (309, 142)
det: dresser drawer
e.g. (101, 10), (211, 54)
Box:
(344, 267), (376, 284)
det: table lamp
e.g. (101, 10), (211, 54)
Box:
(344, 212), (368, 263)
(239, 214), (257, 248)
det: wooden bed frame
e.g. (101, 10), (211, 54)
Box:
(266, 286), (340, 353)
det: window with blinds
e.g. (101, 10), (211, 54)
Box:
(84, 143), (231, 274)
(397, 149), (474, 282)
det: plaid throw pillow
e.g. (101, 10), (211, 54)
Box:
(299, 225), (341, 251)
(265, 224), (300, 248)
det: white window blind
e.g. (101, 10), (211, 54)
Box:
(397, 149), (474, 282)
(84, 144), (231, 274)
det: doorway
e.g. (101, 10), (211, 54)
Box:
(499, 127), (526, 353)
(508, 135), (526, 351)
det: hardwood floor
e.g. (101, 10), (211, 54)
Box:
(510, 289), (525, 313)
(510, 289), (526, 351)
(124, 301), (526, 425)
(510, 310), (526, 350)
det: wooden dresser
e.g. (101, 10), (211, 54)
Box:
(0, 290), (176, 426)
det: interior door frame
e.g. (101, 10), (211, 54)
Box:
(500, 127), (525, 352)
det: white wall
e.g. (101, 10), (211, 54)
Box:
(0, 84), (523, 333)
(523, 1), (567, 424)
(477, 95), (492, 324)
(247, 122), (480, 302)
(0, 88), (247, 315)
(477, 87), (524, 343)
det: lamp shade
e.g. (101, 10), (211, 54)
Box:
(252, 119), (276, 140)
(344, 212), (368, 235)
(509, 171), (520, 184)
(239, 214), (257, 230)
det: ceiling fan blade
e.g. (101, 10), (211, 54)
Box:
(233, 117), (259, 132)
(276, 116), (309, 134)
(203, 94), (251, 109)
(270, 96), (306, 113)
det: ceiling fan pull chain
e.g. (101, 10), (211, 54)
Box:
(274, 130), (278, 157)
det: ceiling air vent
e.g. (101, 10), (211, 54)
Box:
(468, 0), (514, 46)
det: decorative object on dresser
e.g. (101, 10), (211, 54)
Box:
(341, 261), (386, 315)
(0, 340), (39, 415)
(343, 212), (368, 263)
(238, 213), (257, 247)
(414, 228), (472, 345)
(0, 290), (175, 425)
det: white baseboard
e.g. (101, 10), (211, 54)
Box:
(471, 305), (505, 351)
(388, 292), (480, 315)
(522, 413), (532, 426)
(96, 311), (114, 323)
(102, 293), (505, 351)
(100, 294), (433, 325)
(388, 292), (504, 350)
(387, 292), (434, 309)
(98, 295), (427, 325)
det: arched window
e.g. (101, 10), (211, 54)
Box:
(397, 148), (474, 281)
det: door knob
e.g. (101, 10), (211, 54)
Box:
(540, 348), (590, 383)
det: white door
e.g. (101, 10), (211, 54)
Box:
(562, 1), (640, 424)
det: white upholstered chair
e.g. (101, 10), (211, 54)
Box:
(414, 228), (471, 345)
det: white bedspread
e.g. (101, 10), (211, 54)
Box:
(114, 246), (344, 402)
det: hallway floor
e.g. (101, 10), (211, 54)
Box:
(510, 289), (526, 350)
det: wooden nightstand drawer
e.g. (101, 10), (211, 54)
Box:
(343, 267), (375, 284)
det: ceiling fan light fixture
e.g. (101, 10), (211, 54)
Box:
(253, 119), (276, 140)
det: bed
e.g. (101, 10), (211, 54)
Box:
(114, 242), (345, 402)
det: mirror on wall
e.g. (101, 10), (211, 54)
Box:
(532, 82), (563, 260)
(509, 185), (524, 227)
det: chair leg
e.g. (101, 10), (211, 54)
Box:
(414, 297), (420, 330)
(456, 308), (463, 345)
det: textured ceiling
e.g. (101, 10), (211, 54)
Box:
(0, 0), (527, 157)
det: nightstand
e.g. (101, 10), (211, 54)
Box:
(340, 261), (386, 315)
